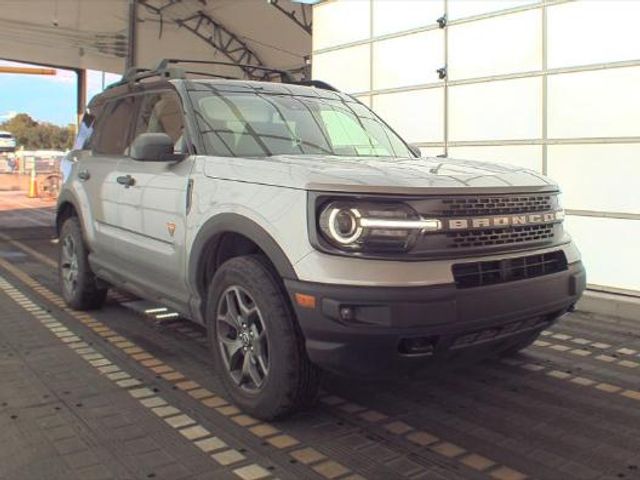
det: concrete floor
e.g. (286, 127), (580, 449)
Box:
(1, 206), (639, 480)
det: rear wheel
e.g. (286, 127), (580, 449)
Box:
(58, 217), (107, 310)
(207, 255), (320, 420)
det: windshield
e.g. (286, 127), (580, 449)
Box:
(189, 88), (413, 158)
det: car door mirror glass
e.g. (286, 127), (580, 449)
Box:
(130, 133), (181, 162)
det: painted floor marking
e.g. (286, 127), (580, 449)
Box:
(542, 328), (640, 360)
(498, 345), (640, 403)
(0, 253), (366, 480)
(536, 332), (640, 369)
(317, 392), (529, 479)
(0, 270), (276, 480)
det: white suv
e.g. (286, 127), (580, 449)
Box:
(56, 60), (585, 419)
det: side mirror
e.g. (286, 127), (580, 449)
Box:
(130, 133), (180, 162)
(408, 143), (422, 157)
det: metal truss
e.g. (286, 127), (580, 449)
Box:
(267, 0), (312, 35)
(175, 10), (270, 79)
(139, 1), (272, 80)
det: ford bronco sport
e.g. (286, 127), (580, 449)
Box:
(57, 59), (586, 419)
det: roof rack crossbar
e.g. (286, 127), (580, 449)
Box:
(158, 58), (295, 83)
(182, 70), (239, 80)
(294, 80), (339, 92)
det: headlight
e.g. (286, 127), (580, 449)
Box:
(318, 201), (441, 253)
(325, 206), (363, 244)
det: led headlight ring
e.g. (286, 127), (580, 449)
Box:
(327, 207), (364, 244)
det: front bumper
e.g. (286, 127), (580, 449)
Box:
(286, 261), (585, 378)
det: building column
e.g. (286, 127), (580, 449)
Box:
(126, 0), (138, 71)
(76, 68), (87, 128)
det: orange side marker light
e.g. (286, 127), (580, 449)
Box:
(295, 293), (316, 309)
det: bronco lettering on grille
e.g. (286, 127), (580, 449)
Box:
(447, 211), (563, 230)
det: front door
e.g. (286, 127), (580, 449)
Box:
(114, 90), (192, 307)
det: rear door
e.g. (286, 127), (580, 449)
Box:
(114, 89), (193, 306)
(76, 96), (135, 264)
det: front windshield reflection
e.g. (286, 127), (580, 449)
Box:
(190, 85), (413, 159)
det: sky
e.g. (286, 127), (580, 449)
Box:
(0, 60), (120, 126)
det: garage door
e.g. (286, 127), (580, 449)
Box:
(312, 0), (640, 295)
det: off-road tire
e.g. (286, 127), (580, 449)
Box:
(58, 216), (107, 310)
(207, 254), (320, 420)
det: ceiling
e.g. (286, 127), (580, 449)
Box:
(0, 0), (312, 77)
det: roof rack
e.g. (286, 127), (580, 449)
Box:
(294, 80), (339, 92)
(158, 58), (296, 83)
(107, 58), (340, 93)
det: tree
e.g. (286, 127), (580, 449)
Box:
(0, 113), (75, 151)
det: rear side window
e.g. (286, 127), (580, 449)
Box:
(92, 97), (136, 155)
(134, 91), (184, 145)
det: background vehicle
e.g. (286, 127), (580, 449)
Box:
(56, 60), (585, 419)
(0, 130), (16, 153)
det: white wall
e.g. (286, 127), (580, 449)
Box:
(313, 0), (640, 294)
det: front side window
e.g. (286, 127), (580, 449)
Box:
(190, 87), (412, 159)
(134, 91), (185, 150)
(91, 97), (135, 155)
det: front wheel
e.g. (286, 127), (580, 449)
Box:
(58, 217), (107, 310)
(207, 255), (320, 420)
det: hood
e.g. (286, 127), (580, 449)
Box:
(202, 154), (558, 195)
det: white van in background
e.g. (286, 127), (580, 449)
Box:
(0, 131), (16, 153)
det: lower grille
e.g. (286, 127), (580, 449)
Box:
(452, 250), (568, 289)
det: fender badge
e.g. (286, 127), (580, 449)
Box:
(166, 222), (176, 237)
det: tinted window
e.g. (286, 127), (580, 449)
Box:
(134, 91), (184, 146)
(92, 97), (135, 155)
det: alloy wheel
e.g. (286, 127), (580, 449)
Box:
(60, 234), (79, 296)
(216, 285), (269, 392)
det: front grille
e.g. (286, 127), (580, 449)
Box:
(440, 194), (553, 217)
(404, 191), (563, 256)
(447, 224), (555, 249)
(452, 250), (568, 289)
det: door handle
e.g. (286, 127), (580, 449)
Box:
(78, 169), (90, 181)
(116, 175), (136, 188)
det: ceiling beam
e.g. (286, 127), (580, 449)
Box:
(267, 0), (312, 35)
